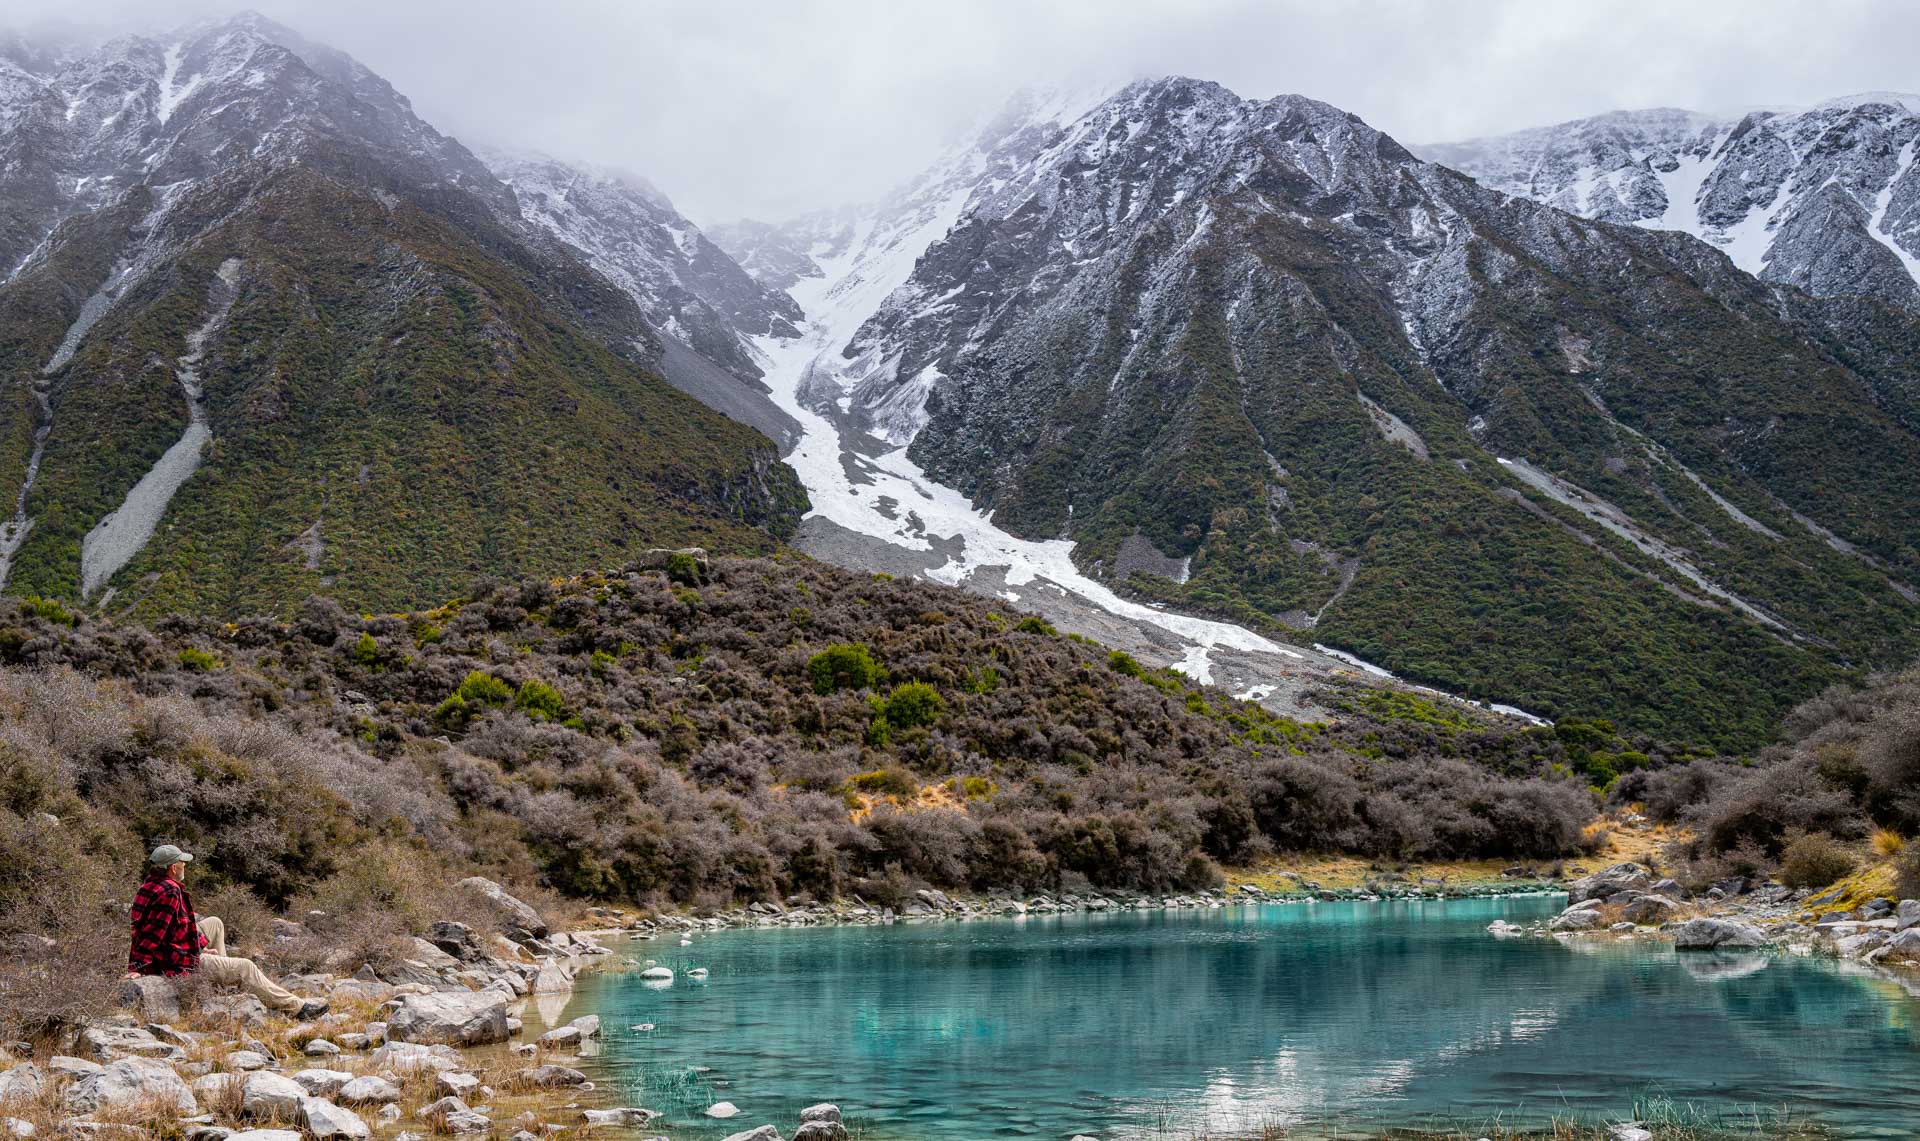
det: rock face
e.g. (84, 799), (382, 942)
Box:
(1671, 917), (1770, 950)
(387, 990), (511, 1047)
(1424, 96), (1920, 311)
(454, 878), (548, 942)
(64, 1056), (198, 1115)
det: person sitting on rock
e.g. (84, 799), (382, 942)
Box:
(125, 843), (328, 1020)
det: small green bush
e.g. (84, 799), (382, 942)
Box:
(882, 681), (945, 731)
(348, 632), (380, 666)
(1779, 832), (1856, 889)
(1015, 615), (1057, 636)
(1107, 649), (1146, 679)
(960, 666), (1000, 694)
(18, 595), (78, 627)
(665, 551), (702, 586)
(849, 768), (920, 798)
(176, 647), (222, 672)
(431, 693), (472, 731)
(807, 643), (886, 694)
(456, 671), (513, 705)
(590, 649), (617, 676)
(514, 679), (566, 721)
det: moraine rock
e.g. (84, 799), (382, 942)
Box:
(0, 1064), (42, 1103)
(227, 1133), (303, 1141)
(64, 1057), (198, 1116)
(299, 1097), (370, 1139)
(201, 994), (270, 1028)
(292, 1069), (354, 1097)
(1549, 907), (1606, 932)
(1670, 918), (1770, 950)
(117, 976), (182, 1021)
(78, 1024), (179, 1062)
(706, 1101), (741, 1118)
(454, 878), (548, 942)
(1622, 895), (1683, 925)
(1568, 863), (1654, 903)
(427, 922), (486, 963)
(721, 1128), (785, 1141)
(240, 1071), (309, 1118)
(537, 1026), (581, 1048)
(303, 1039), (341, 1057)
(335, 1076), (401, 1106)
(48, 1057), (103, 1080)
(567, 1014), (601, 1039)
(434, 1072), (480, 1099)
(387, 991), (509, 1046)
(583, 1108), (660, 1126)
(1896, 900), (1920, 931)
(513, 1065), (587, 1088)
(0, 1119), (32, 1138)
(794, 1122), (850, 1141)
(223, 1051), (272, 1072)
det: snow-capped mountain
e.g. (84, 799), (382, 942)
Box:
(489, 153), (801, 380)
(1423, 95), (1920, 308)
(739, 75), (1920, 742)
(0, 13), (803, 615)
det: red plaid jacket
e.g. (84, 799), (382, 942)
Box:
(127, 873), (205, 976)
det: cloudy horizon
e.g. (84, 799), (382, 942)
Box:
(5, 0), (1916, 225)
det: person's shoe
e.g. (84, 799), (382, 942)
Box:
(294, 998), (329, 1020)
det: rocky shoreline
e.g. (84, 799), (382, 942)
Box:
(1507, 861), (1920, 979)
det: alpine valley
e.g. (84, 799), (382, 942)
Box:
(3, 14), (1919, 750)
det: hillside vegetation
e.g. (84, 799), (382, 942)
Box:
(0, 554), (1638, 995)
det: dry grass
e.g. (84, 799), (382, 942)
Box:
(1871, 828), (1906, 858)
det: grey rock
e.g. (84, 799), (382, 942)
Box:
(513, 1065), (587, 1088)
(78, 1024), (177, 1062)
(240, 1071), (307, 1119)
(582, 1108), (660, 1126)
(224, 1133), (303, 1141)
(387, 990), (509, 1047)
(299, 1096), (370, 1139)
(117, 976), (181, 1021)
(1549, 907), (1605, 932)
(1896, 899), (1920, 931)
(201, 994), (270, 1028)
(291, 1069), (353, 1097)
(63, 1057), (198, 1116)
(537, 1026), (581, 1047)
(799, 1104), (842, 1123)
(48, 1057), (103, 1080)
(0, 1064), (42, 1104)
(302, 1038), (340, 1057)
(794, 1122), (849, 1141)
(434, 1072), (480, 1099)
(454, 877), (548, 941)
(1568, 863), (1654, 903)
(720, 1128), (784, 1141)
(223, 1051), (272, 1072)
(426, 922), (486, 963)
(335, 1076), (401, 1106)
(1671, 918), (1769, 950)
(1622, 894), (1683, 925)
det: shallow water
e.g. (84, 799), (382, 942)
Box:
(558, 898), (1920, 1139)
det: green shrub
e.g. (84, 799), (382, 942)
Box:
(849, 768), (920, 798)
(348, 632), (380, 667)
(431, 693), (472, 731)
(176, 647), (222, 672)
(1779, 831), (1857, 889)
(882, 681), (945, 731)
(959, 666), (1000, 694)
(513, 679), (566, 721)
(1015, 615), (1057, 636)
(18, 595), (77, 627)
(590, 649), (617, 676)
(456, 671), (513, 705)
(1107, 649), (1146, 679)
(665, 551), (702, 586)
(807, 643), (886, 694)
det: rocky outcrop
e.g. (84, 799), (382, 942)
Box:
(453, 878), (548, 943)
(1568, 863), (1655, 903)
(1671, 918), (1770, 950)
(63, 1056), (198, 1115)
(386, 990), (511, 1047)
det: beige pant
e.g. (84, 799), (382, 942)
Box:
(195, 916), (301, 1014)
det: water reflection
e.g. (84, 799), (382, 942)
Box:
(555, 899), (1920, 1140)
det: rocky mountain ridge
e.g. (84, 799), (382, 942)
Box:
(1422, 94), (1920, 309)
(732, 75), (1920, 745)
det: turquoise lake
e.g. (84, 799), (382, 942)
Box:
(552, 897), (1920, 1139)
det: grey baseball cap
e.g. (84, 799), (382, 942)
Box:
(148, 844), (193, 867)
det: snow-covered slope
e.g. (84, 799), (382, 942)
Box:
(1423, 96), (1920, 308)
(730, 83), (1553, 721)
(489, 153), (800, 380)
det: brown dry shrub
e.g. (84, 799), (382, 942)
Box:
(1779, 831), (1857, 890)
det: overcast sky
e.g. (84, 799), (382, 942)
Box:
(7, 0), (1917, 224)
